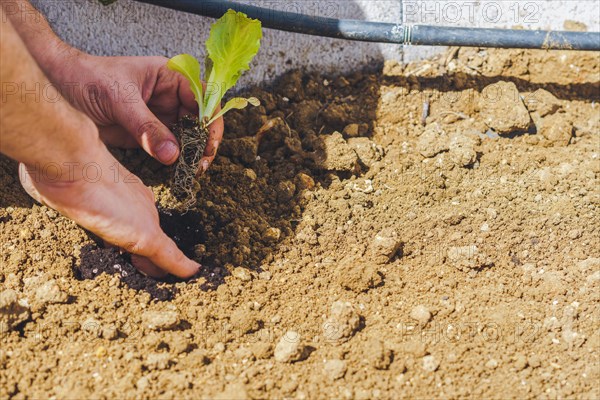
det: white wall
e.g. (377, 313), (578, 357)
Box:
(30, 0), (599, 87)
(401, 0), (600, 61)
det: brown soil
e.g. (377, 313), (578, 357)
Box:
(1, 48), (599, 399)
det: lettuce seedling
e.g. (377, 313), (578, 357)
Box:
(167, 9), (262, 128)
(166, 9), (262, 208)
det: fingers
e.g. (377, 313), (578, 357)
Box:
(139, 232), (201, 278)
(131, 254), (169, 279)
(117, 101), (180, 165)
(103, 240), (167, 278)
(18, 163), (45, 205)
(107, 234), (199, 279)
(197, 116), (225, 175)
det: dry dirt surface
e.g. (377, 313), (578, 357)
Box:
(1, 48), (599, 399)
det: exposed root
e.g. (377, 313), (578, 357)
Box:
(171, 116), (208, 210)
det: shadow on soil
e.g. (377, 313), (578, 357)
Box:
(7, 49), (596, 301)
(77, 65), (384, 300)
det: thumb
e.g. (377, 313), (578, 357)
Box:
(137, 232), (200, 279)
(116, 101), (180, 165)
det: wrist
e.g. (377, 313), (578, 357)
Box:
(22, 115), (108, 184)
(42, 43), (89, 92)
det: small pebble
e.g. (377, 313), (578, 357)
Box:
(244, 168), (257, 180)
(366, 339), (393, 370)
(410, 305), (432, 324)
(251, 342), (273, 359)
(528, 354), (541, 368)
(213, 342), (226, 353)
(35, 280), (68, 305)
(514, 354), (528, 370)
(136, 376), (149, 391)
(263, 227), (281, 242)
(95, 346), (108, 358)
(232, 267), (252, 282)
(422, 355), (439, 372)
(144, 353), (172, 370)
(142, 310), (180, 331)
(295, 173), (315, 190)
(324, 359), (347, 380)
(370, 227), (402, 263)
(274, 331), (307, 363)
(101, 326), (118, 340)
(342, 123), (360, 138)
(258, 271), (272, 280)
(324, 301), (361, 343)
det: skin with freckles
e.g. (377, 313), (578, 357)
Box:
(0, 1), (224, 277)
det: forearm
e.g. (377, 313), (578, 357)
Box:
(0, 0), (82, 81)
(0, 10), (102, 171)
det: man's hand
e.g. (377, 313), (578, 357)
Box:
(1, 9), (199, 278)
(3, 0), (224, 172)
(18, 146), (200, 278)
(54, 54), (225, 171)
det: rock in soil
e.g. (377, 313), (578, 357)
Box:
(410, 305), (432, 324)
(369, 227), (402, 264)
(314, 131), (359, 172)
(274, 331), (308, 363)
(479, 81), (531, 134)
(448, 132), (480, 167)
(524, 88), (562, 117)
(324, 301), (361, 343)
(422, 355), (440, 372)
(342, 123), (360, 138)
(142, 310), (180, 331)
(347, 137), (384, 167)
(323, 359), (347, 380)
(144, 353), (173, 370)
(447, 245), (491, 270)
(34, 279), (68, 305)
(536, 113), (573, 146)
(250, 342), (273, 359)
(417, 124), (449, 158)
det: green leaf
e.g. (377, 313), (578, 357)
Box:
(204, 9), (262, 122)
(167, 54), (204, 118)
(204, 56), (213, 82)
(207, 97), (260, 125)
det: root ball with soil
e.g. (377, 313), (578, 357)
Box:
(171, 116), (208, 209)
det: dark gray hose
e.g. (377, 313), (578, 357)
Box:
(135, 0), (600, 51)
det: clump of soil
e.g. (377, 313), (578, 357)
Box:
(1, 49), (598, 399)
(170, 115), (209, 208)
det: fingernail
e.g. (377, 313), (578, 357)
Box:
(156, 141), (179, 164)
(201, 159), (210, 172)
(189, 263), (202, 278)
